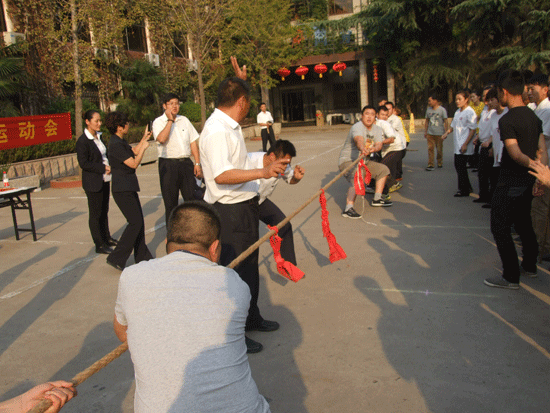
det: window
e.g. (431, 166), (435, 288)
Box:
(124, 22), (147, 52)
(329, 0), (353, 16)
(333, 82), (359, 110)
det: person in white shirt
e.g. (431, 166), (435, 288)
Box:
(385, 101), (408, 181)
(200, 58), (288, 354)
(473, 93), (495, 204)
(257, 103), (276, 152)
(527, 74), (550, 259)
(376, 105), (404, 193)
(442, 90), (478, 197)
(483, 88), (508, 209)
(248, 140), (305, 265)
(152, 93), (202, 225)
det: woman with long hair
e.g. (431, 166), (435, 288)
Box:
(442, 90), (478, 196)
(75, 109), (117, 254)
(105, 112), (153, 270)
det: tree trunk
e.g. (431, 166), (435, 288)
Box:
(197, 57), (207, 128)
(71, 0), (83, 137)
(261, 84), (270, 109)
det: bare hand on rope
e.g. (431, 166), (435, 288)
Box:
(0, 381), (76, 413)
(230, 56), (247, 80)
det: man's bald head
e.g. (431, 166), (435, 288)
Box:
(167, 201), (221, 256)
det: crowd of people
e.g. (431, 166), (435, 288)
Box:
(8, 63), (549, 412)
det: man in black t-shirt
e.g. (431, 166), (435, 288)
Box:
(484, 70), (548, 290)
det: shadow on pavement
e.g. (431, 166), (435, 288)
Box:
(0, 247), (57, 295)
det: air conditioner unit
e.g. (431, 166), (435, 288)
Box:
(145, 53), (160, 67)
(93, 48), (112, 60)
(3, 32), (25, 46)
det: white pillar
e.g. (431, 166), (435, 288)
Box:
(144, 17), (153, 54)
(2, 1), (14, 32)
(359, 58), (369, 108)
(387, 66), (395, 103)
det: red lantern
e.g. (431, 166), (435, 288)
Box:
(314, 63), (327, 78)
(277, 67), (291, 81)
(373, 64), (378, 83)
(333, 61), (347, 76)
(295, 65), (309, 80)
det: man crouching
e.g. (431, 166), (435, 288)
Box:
(113, 201), (270, 413)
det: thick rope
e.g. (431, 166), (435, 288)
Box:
(26, 154), (365, 413)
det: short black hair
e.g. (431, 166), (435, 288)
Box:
(457, 89), (470, 100)
(377, 96), (387, 104)
(167, 201), (221, 252)
(528, 74), (549, 88)
(260, 102), (266, 106)
(486, 88), (498, 101)
(361, 105), (376, 114)
(497, 69), (525, 96)
(428, 93), (440, 101)
(104, 111), (129, 135)
(377, 105), (389, 113)
(216, 77), (251, 107)
(385, 101), (395, 108)
(162, 93), (180, 105)
(83, 109), (99, 122)
(267, 139), (296, 158)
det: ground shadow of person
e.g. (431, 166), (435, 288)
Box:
(0, 208), (83, 241)
(0, 247), (57, 295)
(49, 322), (134, 413)
(0, 248), (96, 358)
(140, 194), (166, 258)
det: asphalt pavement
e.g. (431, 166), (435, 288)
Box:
(1, 126), (549, 412)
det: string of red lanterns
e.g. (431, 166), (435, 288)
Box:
(277, 61), (347, 81)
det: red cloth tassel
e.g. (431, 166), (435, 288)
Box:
(267, 225), (305, 282)
(354, 159), (371, 196)
(319, 189), (347, 263)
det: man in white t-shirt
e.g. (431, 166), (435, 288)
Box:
(152, 93), (202, 224)
(114, 201), (271, 413)
(473, 94), (495, 204)
(248, 140), (305, 265)
(385, 101), (408, 181)
(376, 105), (404, 193)
(257, 103), (276, 152)
(200, 60), (288, 353)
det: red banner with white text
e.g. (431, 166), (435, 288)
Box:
(0, 113), (72, 151)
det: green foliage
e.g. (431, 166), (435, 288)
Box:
(0, 44), (25, 99)
(180, 101), (203, 123)
(0, 139), (77, 165)
(117, 59), (166, 124)
(44, 97), (98, 136)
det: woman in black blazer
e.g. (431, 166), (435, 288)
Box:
(105, 111), (153, 270)
(76, 110), (117, 254)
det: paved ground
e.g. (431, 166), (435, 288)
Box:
(1, 126), (550, 412)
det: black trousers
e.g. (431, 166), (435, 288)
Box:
(213, 198), (263, 329)
(454, 154), (472, 194)
(259, 198), (297, 265)
(109, 191), (152, 268)
(85, 181), (111, 248)
(261, 127), (276, 152)
(477, 146), (493, 202)
(491, 183), (538, 283)
(396, 148), (406, 179)
(381, 150), (402, 188)
(159, 157), (195, 224)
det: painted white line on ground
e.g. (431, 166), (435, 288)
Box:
(0, 221), (166, 301)
(299, 145), (341, 165)
(0, 256), (96, 301)
(362, 287), (497, 298)
(0, 239), (89, 246)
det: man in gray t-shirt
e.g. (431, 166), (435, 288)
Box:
(338, 106), (392, 218)
(424, 95), (449, 170)
(114, 202), (270, 413)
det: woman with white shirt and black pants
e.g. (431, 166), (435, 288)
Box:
(442, 90), (478, 197)
(76, 110), (117, 254)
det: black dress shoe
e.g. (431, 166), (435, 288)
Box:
(95, 245), (113, 254)
(454, 191), (469, 197)
(106, 238), (118, 246)
(245, 336), (263, 353)
(106, 259), (124, 271)
(247, 320), (280, 332)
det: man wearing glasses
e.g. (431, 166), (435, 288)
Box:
(153, 93), (203, 224)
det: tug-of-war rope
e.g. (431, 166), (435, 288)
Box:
(27, 155), (367, 413)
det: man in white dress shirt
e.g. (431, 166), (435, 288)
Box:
(257, 103), (276, 152)
(152, 93), (202, 224)
(199, 60), (288, 353)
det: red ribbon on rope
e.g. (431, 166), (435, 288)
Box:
(267, 225), (305, 282)
(319, 189), (347, 263)
(354, 158), (372, 196)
